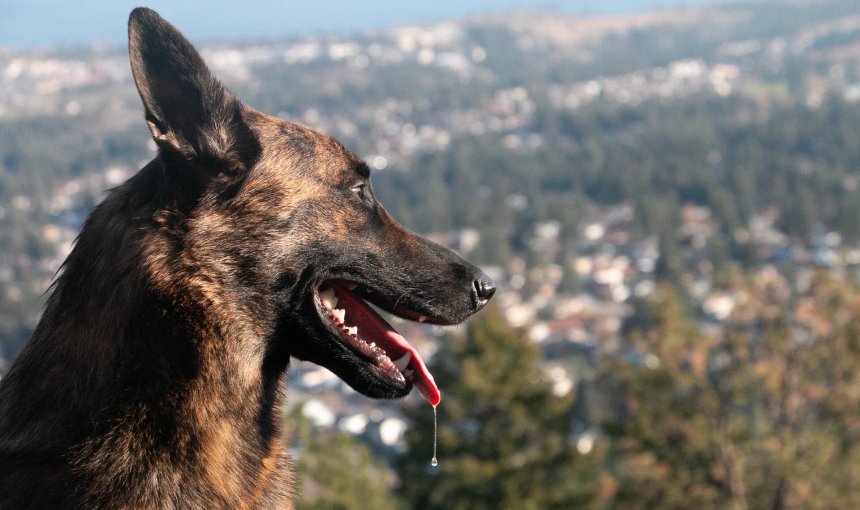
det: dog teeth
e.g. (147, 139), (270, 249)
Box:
(346, 283), (358, 290)
(332, 308), (345, 323)
(320, 288), (338, 309)
(347, 326), (358, 336)
(393, 352), (412, 372)
(418, 315), (427, 323)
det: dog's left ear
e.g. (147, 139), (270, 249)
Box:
(128, 8), (259, 176)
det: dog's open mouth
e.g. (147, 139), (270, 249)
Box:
(313, 281), (441, 406)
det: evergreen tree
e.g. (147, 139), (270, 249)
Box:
(595, 284), (734, 510)
(397, 305), (597, 509)
(594, 275), (860, 509)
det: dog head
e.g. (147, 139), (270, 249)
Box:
(127, 8), (494, 405)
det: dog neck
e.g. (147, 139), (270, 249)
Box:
(0, 159), (292, 504)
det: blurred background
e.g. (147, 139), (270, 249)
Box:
(3, 0), (860, 507)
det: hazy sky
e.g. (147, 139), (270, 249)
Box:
(2, 0), (761, 49)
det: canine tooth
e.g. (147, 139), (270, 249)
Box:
(346, 283), (358, 290)
(418, 315), (427, 323)
(320, 288), (337, 309)
(347, 326), (358, 336)
(332, 309), (345, 323)
(370, 342), (376, 349)
(393, 352), (412, 372)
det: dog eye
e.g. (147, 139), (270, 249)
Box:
(351, 182), (367, 198)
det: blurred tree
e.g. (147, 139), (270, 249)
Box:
(595, 284), (734, 510)
(397, 304), (597, 509)
(594, 275), (860, 510)
(743, 272), (860, 509)
(290, 407), (401, 510)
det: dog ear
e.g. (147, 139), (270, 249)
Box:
(128, 8), (259, 176)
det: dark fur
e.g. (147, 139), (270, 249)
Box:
(0, 8), (493, 509)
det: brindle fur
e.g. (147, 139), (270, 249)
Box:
(0, 8), (493, 509)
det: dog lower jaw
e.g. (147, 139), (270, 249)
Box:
(312, 281), (441, 406)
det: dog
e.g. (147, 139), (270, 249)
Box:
(0, 8), (494, 509)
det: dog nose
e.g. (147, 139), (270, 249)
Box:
(473, 273), (496, 308)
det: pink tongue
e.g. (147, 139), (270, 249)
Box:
(383, 330), (441, 406)
(332, 285), (441, 406)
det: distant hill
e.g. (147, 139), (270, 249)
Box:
(2, 0), (764, 48)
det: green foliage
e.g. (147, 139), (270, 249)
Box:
(594, 277), (860, 509)
(397, 305), (597, 509)
(377, 93), (860, 254)
(290, 408), (401, 510)
(595, 285), (730, 509)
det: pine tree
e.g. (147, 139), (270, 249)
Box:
(594, 275), (860, 510)
(594, 284), (737, 510)
(396, 305), (597, 509)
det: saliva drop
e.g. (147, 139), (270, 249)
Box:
(431, 404), (439, 468)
